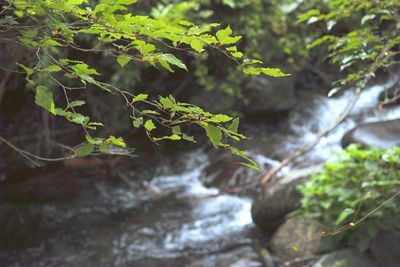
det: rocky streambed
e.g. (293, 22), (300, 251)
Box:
(1, 80), (400, 267)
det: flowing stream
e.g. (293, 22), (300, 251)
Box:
(1, 82), (399, 267)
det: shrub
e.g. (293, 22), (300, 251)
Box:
(297, 144), (400, 251)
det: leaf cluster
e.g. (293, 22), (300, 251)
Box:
(0, 0), (286, 167)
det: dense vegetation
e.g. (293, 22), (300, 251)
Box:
(0, 0), (296, 169)
(297, 145), (400, 251)
(1, 0), (400, 265)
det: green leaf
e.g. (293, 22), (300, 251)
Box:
(172, 126), (182, 135)
(335, 208), (354, 225)
(190, 39), (203, 52)
(179, 20), (193, 26)
(106, 136), (126, 148)
(66, 100), (85, 109)
(160, 54), (188, 71)
(42, 38), (63, 47)
(153, 134), (181, 141)
(243, 67), (290, 77)
(85, 134), (104, 145)
(71, 63), (100, 76)
(144, 119), (156, 132)
(132, 117), (143, 128)
(208, 114), (233, 123)
(45, 65), (62, 72)
(205, 125), (222, 148)
(35, 86), (56, 115)
(65, 112), (89, 124)
(231, 52), (243, 58)
(182, 134), (195, 142)
(75, 143), (94, 157)
(131, 94), (148, 103)
(117, 55), (131, 67)
(17, 63), (33, 77)
(229, 118), (240, 133)
(216, 26), (242, 45)
(159, 96), (174, 109)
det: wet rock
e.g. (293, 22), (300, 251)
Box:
(341, 119), (400, 149)
(370, 229), (400, 267)
(269, 217), (324, 263)
(243, 75), (297, 116)
(251, 165), (323, 233)
(188, 245), (266, 267)
(312, 249), (378, 267)
(0, 169), (108, 202)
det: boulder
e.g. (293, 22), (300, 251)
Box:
(342, 119), (400, 149)
(243, 75), (297, 116)
(269, 217), (324, 262)
(370, 229), (400, 267)
(251, 165), (323, 232)
(312, 249), (378, 267)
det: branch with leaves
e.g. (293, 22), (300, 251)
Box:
(0, 0), (289, 169)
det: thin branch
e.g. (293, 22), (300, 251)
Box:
(0, 136), (76, 162)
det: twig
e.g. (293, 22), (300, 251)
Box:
(0, 136), (76, 162)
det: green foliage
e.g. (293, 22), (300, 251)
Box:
(151, 0), (311, 99)
(297, 145), (400, 251)
(2, 0), (284, 167)
(299, 0), (400, 94)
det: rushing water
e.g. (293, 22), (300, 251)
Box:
(1, 82), (399, 267)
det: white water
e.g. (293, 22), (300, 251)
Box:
(2, 81), (400, 267)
